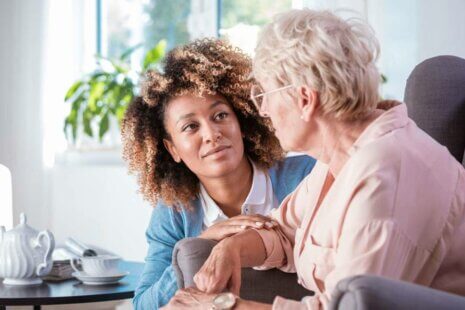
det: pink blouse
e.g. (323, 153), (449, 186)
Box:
(255, 102), (465, 309)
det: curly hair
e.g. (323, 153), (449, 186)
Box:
(121, 39), (284, 208)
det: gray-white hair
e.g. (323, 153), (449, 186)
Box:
(253, 9), (381, 121)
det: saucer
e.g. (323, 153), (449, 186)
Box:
(72, 271), (129, 285)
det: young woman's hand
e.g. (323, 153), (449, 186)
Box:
(199, 214), (277, 241)
(194, 240), (242, 295)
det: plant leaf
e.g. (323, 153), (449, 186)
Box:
(90, 71), (110, 81)
(143, 39), (167, 70)
(83, 108), (94, 137)
(64, 93), (86, 143)
(64, 80), (83, 101)
(116, 106), (127, 124)
(66, 109), (78, 143)
(99, 112), (110, 141)
(112, 60), (129, 74)
(381, 73), (388, 83)
(88, 81), (105, 112)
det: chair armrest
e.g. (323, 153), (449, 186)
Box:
(329, 275), (465, 310)
(172, 237), (312, 303)
(172, 237), (218, 289)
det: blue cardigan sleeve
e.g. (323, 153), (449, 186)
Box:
(132, 204), (184, 309)
(270, 155), (316, 202)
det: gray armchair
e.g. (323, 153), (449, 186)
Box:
(404, 55), (465, 165)
(329, 275), (465, 310)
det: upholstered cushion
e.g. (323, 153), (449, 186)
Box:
(172, 237), (312, 303)
(329, 275), (465, 310)
(404, 55), (465, 164)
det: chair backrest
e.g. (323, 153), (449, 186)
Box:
(0, 164), (13, 229)
(404, 55), (465, 165)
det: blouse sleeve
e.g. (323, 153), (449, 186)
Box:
(271, 170), (431, 309)
(254, 172), (316, 272)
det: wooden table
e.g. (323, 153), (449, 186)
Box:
(0, 261), (144, 309)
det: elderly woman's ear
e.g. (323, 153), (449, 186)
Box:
(297, 86), (319, 122)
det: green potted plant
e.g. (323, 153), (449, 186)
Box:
(63, 40), (167, 148)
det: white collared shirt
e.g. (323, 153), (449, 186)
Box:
(199, 161), (278, 229)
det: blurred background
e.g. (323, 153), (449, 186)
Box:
(0, 1), (464, 306)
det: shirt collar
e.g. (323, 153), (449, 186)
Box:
(199, 160), (267, 224)
(349, 101), (409, 155)
(199, 183), (225, 224)
(242, 160), (267, 206)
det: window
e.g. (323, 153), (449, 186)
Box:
(219, 0), (292, 55)
(99, 0), (294, 61)
(97, 0), (191, 66)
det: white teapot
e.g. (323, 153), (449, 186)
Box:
(0, 213), (55, 285)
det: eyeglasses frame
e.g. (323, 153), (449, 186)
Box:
(250, 84), (294, 111)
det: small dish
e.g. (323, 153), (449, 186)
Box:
(72, 271), (129, 285)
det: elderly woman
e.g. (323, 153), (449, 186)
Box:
(163, 9), (465, 310)
(121, 39), (315, 309)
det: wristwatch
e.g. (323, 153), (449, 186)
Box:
(211, 292), (237, 310)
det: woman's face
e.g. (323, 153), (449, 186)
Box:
(163, 93), (247, 179)
(258, 79), (309, 152)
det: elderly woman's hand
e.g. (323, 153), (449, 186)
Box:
(199, 214), (277, 242)
(162, 287), (272, 310)
(160, 287), (217, 309)
(194, 240), (242, 295)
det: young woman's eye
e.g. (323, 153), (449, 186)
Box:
(182, 123), (198, 132)
(214, 112), (229, 120)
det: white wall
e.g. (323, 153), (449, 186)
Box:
(417, 0), (465, 61)
(50, 163), (152, 261)
(379, 0), (465, 99)
(304, 0), (465, 99)
(0, 0), (48, 230)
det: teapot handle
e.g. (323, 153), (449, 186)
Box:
(35, 230), (55, 277)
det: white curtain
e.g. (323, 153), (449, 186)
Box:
(0, 0), (49, 229)
(0, 0), (94, 229)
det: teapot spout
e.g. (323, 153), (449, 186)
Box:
(0, 226), (4, 243)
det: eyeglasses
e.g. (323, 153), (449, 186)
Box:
(250, 84), (294, 111)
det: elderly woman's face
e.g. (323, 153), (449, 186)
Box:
(259, 80), (306, 152)
(163, 93), (247, 179)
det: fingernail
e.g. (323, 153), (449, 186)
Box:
(255, 221), (264, 227)
(240, 225), (246, 229)
(265, 222), (274, 228)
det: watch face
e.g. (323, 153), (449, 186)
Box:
(213, 292), (236, 309)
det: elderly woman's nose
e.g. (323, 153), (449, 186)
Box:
(259, 107), (270, 118)
(258, 97), (270, 118)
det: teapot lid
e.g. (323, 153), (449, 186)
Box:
(7, 213), (39, 237)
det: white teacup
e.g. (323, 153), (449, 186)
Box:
(71, 255), (120, 276)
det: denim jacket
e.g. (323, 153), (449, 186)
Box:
(132, 155), (316, 309)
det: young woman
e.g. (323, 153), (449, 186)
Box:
(121, 39), (315, 309)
